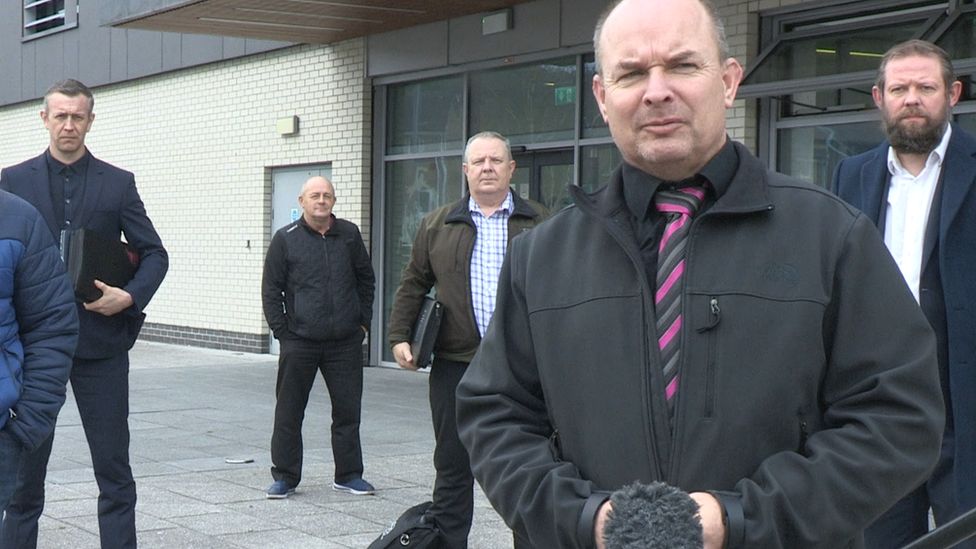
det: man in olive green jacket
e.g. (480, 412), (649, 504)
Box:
(387, 131), (547, 548)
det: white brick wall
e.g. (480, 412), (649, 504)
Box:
(0, 39), (371, 341)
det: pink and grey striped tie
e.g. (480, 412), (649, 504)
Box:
(654, 183), (706, 421)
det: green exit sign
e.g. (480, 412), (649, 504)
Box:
(554, 86), (576, 106)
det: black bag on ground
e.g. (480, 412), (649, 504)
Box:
(369, 501), (443, 549)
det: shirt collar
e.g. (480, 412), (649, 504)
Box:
(45, 148), (91, 176)
(622, 138), (738, 219)
(469, 190), (513, 217)
(886, 123), (952, 176)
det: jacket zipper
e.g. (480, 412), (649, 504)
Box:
(798, 413), (810, 451)
(697, 297), (721, 418)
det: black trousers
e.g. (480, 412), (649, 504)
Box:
(427, 357), (474, 549)
(1, 354), (136, 549)
(271, 334), (365, 486)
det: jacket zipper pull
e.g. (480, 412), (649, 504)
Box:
(697, 297), (721, 333)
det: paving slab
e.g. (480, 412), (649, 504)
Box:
(26, 341), (516, 548)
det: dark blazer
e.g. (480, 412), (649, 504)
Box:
(833, 123), (976, 510)
(0, 151), (168, 359)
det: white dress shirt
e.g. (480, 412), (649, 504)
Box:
(884, 124), (951, 303)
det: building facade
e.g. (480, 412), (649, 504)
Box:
(1, 0), (974, 365)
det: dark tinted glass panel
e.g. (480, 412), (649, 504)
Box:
(745, 21), (922, 85)
(580, 144), (622, 192)
(777, 121), (883, 187)
(387, 76), (464, 155)
(381, 157), (463, 362)
(583, 54), (610, 139)
(470, 57), (577, 144)
(777, 84), (875, 117)
(937, 11), (976, 59)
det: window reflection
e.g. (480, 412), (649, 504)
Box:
(937, 9), (976, 60)
(470, 57), (577, 144)
(777, 121), (883, 187)
(381, 157), (463, 362)
(580, 144), (622, 192)
(583, 54), (610, 139)
(745, 21), (921, 85)
(387, 77), (464, 155)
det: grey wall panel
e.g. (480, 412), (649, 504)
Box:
(21, 43), (36, 102)
(98, 0), (184, 26)
(163, 32), (183, 71)
(63, 31), (80, 81)
(367, 21), (449, 78)
(560, 0), (605, 48)
(180, 34), (224, 67)
(448, 0), (560, 66)
(110, 28), (129, 82)
(78, 20), (112, 89)
(223, 37), (247, 59)
(127, 29), (164, 79)
(33, 34), (67, 97)
(0, 3), (24, 105)
(245, 39), (293, 55)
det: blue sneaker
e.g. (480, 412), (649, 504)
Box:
(332, 478), (375, 495)
(266, 480), (296, 499)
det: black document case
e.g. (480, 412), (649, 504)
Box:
(410, 296), (442, 368)
(60, 229), (139, 302)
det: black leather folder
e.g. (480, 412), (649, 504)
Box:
(410, 296), (442, 369)
(60, 229), (139, 302)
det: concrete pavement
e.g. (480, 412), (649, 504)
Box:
(31, 341), (514, 548)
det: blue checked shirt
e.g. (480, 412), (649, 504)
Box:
(469, 192), (513, 337)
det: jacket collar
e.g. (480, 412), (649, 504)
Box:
(445, 191), (541, 225)
(571, 141), (773, 218)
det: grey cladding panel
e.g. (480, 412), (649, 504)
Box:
(245, 39), (293, 55)
(223, 37), (246, 59)
(21, 43), (36, 101)
(163, 32), (182, 71)
(180, 34), (223, 67)
(0, 2), (23, 104)
(63, 31), (80, 80)
(78, 20), (113, 88)
(97, 0), (184, 26)
(110, 28), (129, 82)
(448, 0), (560, 65)
(560, 0), (606, 47)
(127, 29), (164, 79)
(33, 34), (66, 96)
(367, 21), (448, 77)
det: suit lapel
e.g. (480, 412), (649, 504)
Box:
(938, 126), (976, 257)
(77, 155), (107, 229)
(25, 154), (61, 238)
(858, 146), (889, 226)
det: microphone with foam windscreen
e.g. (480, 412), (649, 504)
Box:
(603, 481), (703, 549)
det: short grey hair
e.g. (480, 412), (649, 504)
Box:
(463, 131), (513, 162)
(43, 79), (94, 113)
(592, 0), (730, 75)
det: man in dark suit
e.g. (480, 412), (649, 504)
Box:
(0, 79), (168, 549)
(833, 39), (976, 549)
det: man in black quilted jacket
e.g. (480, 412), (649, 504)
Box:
(261, 175), (376, 499)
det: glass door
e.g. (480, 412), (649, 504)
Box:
(512, 149), (575, 211)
